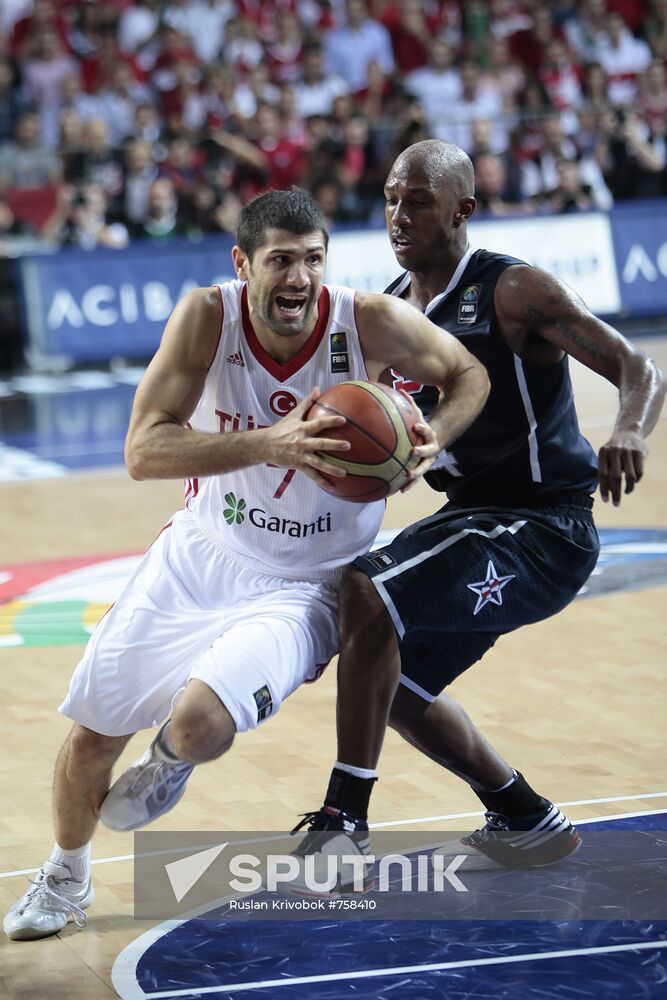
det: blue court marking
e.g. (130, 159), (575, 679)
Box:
(112, 812), (667, 1000)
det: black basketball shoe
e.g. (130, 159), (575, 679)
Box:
(436, 802), (581, 871)
(288, 806), (373, 895)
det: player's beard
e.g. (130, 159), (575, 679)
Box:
(252, 284), (317, 339)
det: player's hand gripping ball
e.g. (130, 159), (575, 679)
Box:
(306, 380), (422, 502)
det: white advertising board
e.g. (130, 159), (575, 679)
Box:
(327, 213), (621, 315)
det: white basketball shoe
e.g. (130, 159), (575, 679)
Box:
(4, 861), (94, 940)
(99, 721), (194, 831)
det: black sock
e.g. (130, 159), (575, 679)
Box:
(324, 767), (376, 821)
(474, 771), (550, 821)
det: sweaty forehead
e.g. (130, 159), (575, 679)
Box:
(256, 228), (326, 253)
(385, 162), (440, 191)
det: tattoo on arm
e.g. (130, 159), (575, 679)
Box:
(522, 303), (606, 362)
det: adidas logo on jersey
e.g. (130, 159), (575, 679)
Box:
(226, 351), (245, 366)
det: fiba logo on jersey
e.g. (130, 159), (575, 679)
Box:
(458, 284), (481, 325)
(269, 390), (298, 416)
(330, 331), (350, 374)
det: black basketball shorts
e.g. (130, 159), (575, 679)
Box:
(353, 495), (600, 700)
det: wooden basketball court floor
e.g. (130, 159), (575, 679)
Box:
(0, 339), (666, 999)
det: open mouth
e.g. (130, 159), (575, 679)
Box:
(391, 236), (412, 252)
(275, 294), (308, 318)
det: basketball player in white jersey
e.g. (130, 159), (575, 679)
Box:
(5, 188), (489, 940)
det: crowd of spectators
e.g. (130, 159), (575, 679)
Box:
(0, 0), (666, 252)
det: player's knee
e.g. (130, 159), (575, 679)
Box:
(340, 566), (389, 634)
(171, 690), (236, 764)
(340, 564), (377, 604)
(171, 714), (235, 764)
(67, 724), (130, 772)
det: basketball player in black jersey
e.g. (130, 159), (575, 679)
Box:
(293, 139), (666, 879)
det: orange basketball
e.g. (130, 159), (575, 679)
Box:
(306, 380), (422, 502)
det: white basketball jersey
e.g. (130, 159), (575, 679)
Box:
(185, 279), (384, 581)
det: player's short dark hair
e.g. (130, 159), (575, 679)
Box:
(236, 188), (329, 260)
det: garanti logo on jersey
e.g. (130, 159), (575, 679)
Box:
(458, 284), (481, 325)
(330, 331), (349, 373)
(223, 493), (246, 525)
(223, 492), (333, 538)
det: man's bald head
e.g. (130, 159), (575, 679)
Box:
(384, 139), (476, 273)
(389, 140), (475, 199)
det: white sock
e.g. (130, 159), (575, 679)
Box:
(50, 841), (91, 882)
(335, 760), (378, 780)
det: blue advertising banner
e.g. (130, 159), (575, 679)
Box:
(19, 236), (236, 365)
(610, 201), (667, 317)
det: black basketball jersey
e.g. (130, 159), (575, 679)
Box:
(386, 247), (599, 503)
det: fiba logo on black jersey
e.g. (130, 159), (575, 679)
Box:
(458, 285), (481, 325)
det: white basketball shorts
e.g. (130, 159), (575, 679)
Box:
(58, 509), (339, 737)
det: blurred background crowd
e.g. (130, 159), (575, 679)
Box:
(0, 0), (666, 253)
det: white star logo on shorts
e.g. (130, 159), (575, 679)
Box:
(467, 560), (515, 615)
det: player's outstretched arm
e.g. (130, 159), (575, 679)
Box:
(494, 266), (666, 506)
(355, 292), (490, 474)
(125, 288), (351, 481)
